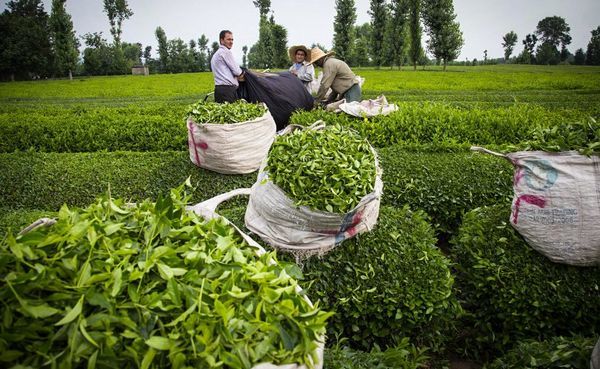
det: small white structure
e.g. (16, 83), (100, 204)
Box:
(131, 65), (149, 76)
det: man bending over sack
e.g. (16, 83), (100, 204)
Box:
(309, 47), (362, 106)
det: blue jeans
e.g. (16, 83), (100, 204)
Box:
(343, 83), (361, 102)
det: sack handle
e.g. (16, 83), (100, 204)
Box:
(278, 120), (325, 135)
(471, 146), (511, 161)
(19, 217), (57, 235)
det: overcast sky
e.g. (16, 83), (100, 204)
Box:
(3, 0), (599, 62)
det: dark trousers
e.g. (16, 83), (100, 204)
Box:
(214, 85), (238, 103)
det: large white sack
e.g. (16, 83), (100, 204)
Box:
(187, 189), (324, 369)
(326, 94), (398, 117)
(187, 108), (276, 174)
(245, 124), (383, 259)
(473, 147), (600, 266)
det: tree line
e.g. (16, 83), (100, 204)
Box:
(500, 16), (600, 66)
(1, 0), (599, 81)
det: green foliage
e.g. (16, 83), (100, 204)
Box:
(185, 100), (267, 124)
(0, 0), (53, 80)
(535, 16), (571, 49)
(291, 206), (461, 352)
(266, 125), (376, 213)
(486, 336), (597, 369)
(379, 148), (513, 234)
(49, 0), (79, 78)
(324, 339), (430, 369)
(421, 0), (464, 69)
(521, 117), (600, 155)
(502, 31), (518, 61)
(333, 0), (357, 62)
(0, 151), (255, 211)
(586, 26), (600, 66)
(0, 103), (188, 153)
(290, 103), (592, 149)
(0, 208), (55, 237)
(369, 0), (388, 67)
(451, 205), (600, 359)
(0, 184), (330, 368)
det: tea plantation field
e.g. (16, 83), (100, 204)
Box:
(1, 65), (599, 368)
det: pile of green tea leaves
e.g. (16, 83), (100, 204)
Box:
(505, 117), (599, 155)
(185, 100), (267, 124)
(265, 125), (377, 213)
(0, 183), (330, 369)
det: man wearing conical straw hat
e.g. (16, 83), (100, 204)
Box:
(309, 46), (362, 105)
(288, 45), (315, 93)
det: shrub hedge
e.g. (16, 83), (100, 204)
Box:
(379, 147), (513, 234)
(0, 149), (514, 236)
(0, 151), (254, 211)
(451, 205), (600, 359)
(0, 104), (187, 153)
(1, 102), (594, 154)
(291, 206), (461, 352)
(290, 103), (592, 148)
(486, 336), (597, 369)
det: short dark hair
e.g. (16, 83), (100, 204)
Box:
(219, 30), (232, 41)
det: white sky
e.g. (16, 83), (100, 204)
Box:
(3, 0), (599, 62)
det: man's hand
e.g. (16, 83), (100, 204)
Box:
(237, 72), (245, 82)
(290, 69), (297, 75)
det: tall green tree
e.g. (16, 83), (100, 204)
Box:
(102, 0), (133, 47)
(421, 0), (463, 70)
(0, 0), (53, 80)
(535, 16), (571, 49)
(155, 26), (168, 73)
(408, 0), (423, 70)
(252, 0), (271, 17)
(270, 17), (288, 68)
(518, 33), (537, 64)
(501, 31), (518, 62)
(573, 48), (585, 65)
(350, 23), (371, 67)
(82, 32), (112, 75)
(585, 26), (600, 65)
(197, 34), (209, 71)
(49, 0), (79, 79)
(242, 45), (248, 68)
(333, 0), (356, 62)
(369, 0), (388, 68)
(535, 16), (571, 64)
(386, 0), (409, 69)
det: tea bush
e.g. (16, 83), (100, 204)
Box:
(452, 205), (600, 359)
(379, 147), (513, 234)
(486, 336), (597, 369)
(295, 206), (461, 352)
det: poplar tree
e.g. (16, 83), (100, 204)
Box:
(333, 0), (357, 61)
(369, 0), (388, 68)
(386, 0), (409, 69)
(49, 0), (79, 79)
(408, 0), (423, 70)
(422, 0), (463, 70)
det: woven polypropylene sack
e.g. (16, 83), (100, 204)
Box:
(187, 109), (276, 174)
(244, 130), (383, 259)
(507, 150), (600, 266)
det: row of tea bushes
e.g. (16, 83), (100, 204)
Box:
(452, 205), (600, 359)
(0, 149), (513, 237)
(290, 103), (592, 148)
(1, 102), (594, 153)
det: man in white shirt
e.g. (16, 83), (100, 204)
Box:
(210, 30), (245, 103)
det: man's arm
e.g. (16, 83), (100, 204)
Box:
(223, 49), (243, 77)
(297, 64), (314, 82)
